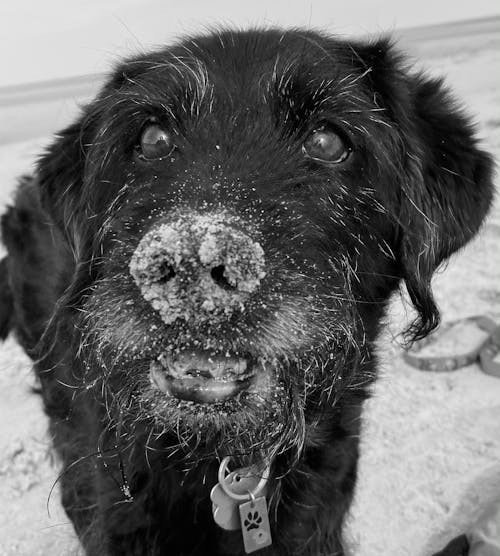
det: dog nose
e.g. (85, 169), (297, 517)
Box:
(129, 212), (266, 324)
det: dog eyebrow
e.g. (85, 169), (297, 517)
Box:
(271, 59), (389, 137)
(113, 56), (213, 120)
(166, 55), (211, 105)
(271, 62), (343, 131)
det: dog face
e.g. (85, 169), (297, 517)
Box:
(2, 29), (493, 464)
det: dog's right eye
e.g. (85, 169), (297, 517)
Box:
(137, 124), (175, 160)
(302, 124), (352, 164)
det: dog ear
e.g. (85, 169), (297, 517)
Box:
(398, 74), (494, 341)
(37, 59), (145, 231)
(0, 257), (13, 339)
(347, 40), (493, 341)
(37, 116), (91, 232)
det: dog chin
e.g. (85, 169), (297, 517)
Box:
(134, 354), (293, 457)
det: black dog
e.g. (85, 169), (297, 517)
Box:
(0, 28), (493, 555)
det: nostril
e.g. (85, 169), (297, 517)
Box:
(210, 265), (236, 291)
(157, 262), (176, 284)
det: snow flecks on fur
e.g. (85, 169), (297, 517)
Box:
(129, 211), (266, 324)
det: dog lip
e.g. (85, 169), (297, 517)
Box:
(150, 351), (256, 403)
(150, 360), (256, 403)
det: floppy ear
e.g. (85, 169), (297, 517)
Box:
(37, 117), (90, 232)
(0, 257), (13, 339)
(399, 74), (494, 340)
(348, 40), (493, 340)
(37, 60), (141, 232)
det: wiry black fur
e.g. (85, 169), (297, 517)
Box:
(0, 28), (493, 555)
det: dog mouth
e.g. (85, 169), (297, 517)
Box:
(149, 352), (257, 403)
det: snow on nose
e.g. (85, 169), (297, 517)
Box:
(129, 211), (266, 324)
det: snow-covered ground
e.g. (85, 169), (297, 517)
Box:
(0, 23), (499, 556)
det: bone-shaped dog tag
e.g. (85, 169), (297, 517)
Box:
(239, 496), (272, 553)
(210, 483), (240, 530)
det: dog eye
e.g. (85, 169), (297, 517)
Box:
(302, 125), (351, 164)
(138, 124), (175, 160)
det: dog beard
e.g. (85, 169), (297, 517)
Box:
(77, 336), (355, 470)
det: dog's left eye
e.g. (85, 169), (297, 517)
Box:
(137, 124), (175, 160)
(302, 125), (351, 164)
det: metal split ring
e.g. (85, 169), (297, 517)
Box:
(217, 456), (270, 501)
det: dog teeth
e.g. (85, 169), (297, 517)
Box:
(158, 352), (249, 380)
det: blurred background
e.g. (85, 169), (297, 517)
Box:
(1, 0), (499, 144)
(0, 2), (499, 556)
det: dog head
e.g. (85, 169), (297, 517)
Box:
(1, 29), (493, 463)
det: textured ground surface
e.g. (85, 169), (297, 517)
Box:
(0, 23), (499, 556)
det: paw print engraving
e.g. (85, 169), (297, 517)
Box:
(244, 511), (262, 531)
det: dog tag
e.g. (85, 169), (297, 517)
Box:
(239, 496), (272, 553)
(210, 469), (266, 530)
(210, 483), (240, 530)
